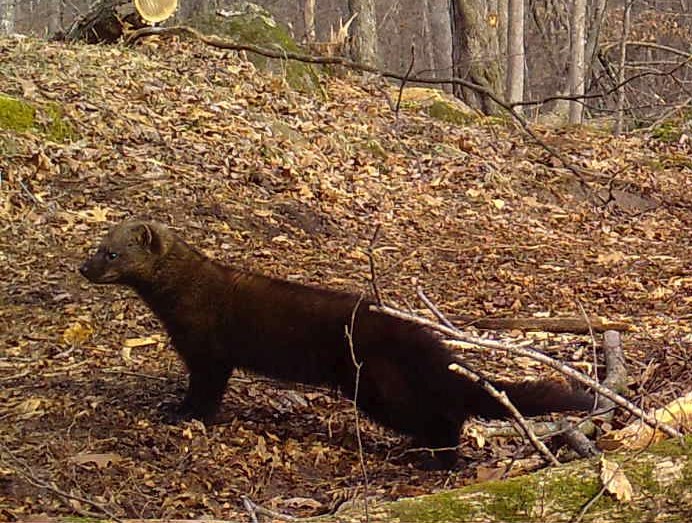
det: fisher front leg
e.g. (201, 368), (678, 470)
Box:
(179, 362), (232, 423)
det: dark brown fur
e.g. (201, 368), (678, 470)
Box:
(80, 220), (594, 468)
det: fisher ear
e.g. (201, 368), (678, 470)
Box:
(131, 223), (161, 253)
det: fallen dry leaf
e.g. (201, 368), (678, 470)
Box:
(598, 392), (692, 451)
(69, 453), (122, 469)
(600, 455), (633, 502)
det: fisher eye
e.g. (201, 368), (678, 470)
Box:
(107, 252), (119, 260)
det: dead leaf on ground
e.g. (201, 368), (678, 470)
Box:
(599, 455), (633, 502)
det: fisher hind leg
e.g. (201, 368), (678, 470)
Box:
(413, 416), (463, 470)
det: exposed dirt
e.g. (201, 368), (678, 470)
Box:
(0, 36), (690, 521)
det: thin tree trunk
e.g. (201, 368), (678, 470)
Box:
(584, 0), (607, 87)
(568, 0), (587, 124)
(506, 0), (525, 111)
(348, 0), (379, 66)
(614, 0), (632, 135)
(303, 0), (315, 43)
(0, 0), (15, 35)
(421, 0), (437, 79)
(450, 0), (505, 114)
(428, 0), (453, 92)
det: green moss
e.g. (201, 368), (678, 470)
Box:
(188, 7), (320, 92)
(481, 476), (539, 520)
(44, 103), (77, 142)
(650, 122), (683, 143)
(427, 100), (475, 126)
(646, 435), (691, 458)
(543, 467), (603, 515)
(0, 94), (76, 142)
(391, 490), (481, 522)
(0, 94), (36, 132)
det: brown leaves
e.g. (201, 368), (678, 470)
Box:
(599, 456), (634, 502)
(0, 35), (690, 521)
(598, 392), (692, 451)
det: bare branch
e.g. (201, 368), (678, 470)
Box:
(345, 295), (370, 522)
(449, 363), (561, 466)
(373, 304), (683, 440)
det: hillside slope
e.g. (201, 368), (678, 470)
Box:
(0, 36), (690, 520)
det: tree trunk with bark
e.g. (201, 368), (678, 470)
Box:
(584, 0), (607, 89)
(568, 0), (587, 124)
(62, 0), (145, 43)
(0, 0), (15, 35)
(303, 0), (315, 43)
(506, 0), (525, 111)
(614, 0), (632, 135)
(427, 0), (453, 93)
(450, 0), (505, 115)
(348, 0), (378, 66)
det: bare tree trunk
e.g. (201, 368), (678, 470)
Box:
(614, 0), (632, 135)
(428, 0), (453, 93)
(584, 0), (607, 86)
(303, 0), (315, 43)
(568, 0), (587, 124)
(0, 0), (15, 35)
(506, 0), (525, 111)
(421, 0), (437, 78)
(348, 0), (379, 66)
(450, 0), (505, 114)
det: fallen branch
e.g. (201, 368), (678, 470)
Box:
(453, 316), (632, 334)
(373, 304), (682, 440)
(449, 363), (561, 466)
(241, 495), (297, 521)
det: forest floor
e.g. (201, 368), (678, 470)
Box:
(0, 36), (690, 521)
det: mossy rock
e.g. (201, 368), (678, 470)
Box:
(390, 87), (477, 126)
(650, 114), (690, 144)
(332, 435), (692, 522)
(0, 94), (35, 132)
(187, 2), (320, 93)
(0, 93), (76, 142)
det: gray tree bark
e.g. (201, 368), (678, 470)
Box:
(0, 0), (15, 35)
(303, 0), (315, 42)
(348, 0), (378, 66)
(614, 0), (632, 135)
(584, 0), (608, 88)
(568, 0), (587, 124)
(450, 0), (505, 114)
(428, 0), (453, 92)
(506, 0), (525, 111)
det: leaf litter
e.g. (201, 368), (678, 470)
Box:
(0, 36), (690, 520)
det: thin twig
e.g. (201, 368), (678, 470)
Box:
(576, 298), (601, 412)
(449, 363), (561, 466)
(417, 287), (455, 329)
(242, 495), (260, 523)
(18, 179), (41, 205)
(241, 495), (297, 521)
(394, 44), (416, 119)
(0, 442), (123, 522)
(345, 294), (370, 522)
